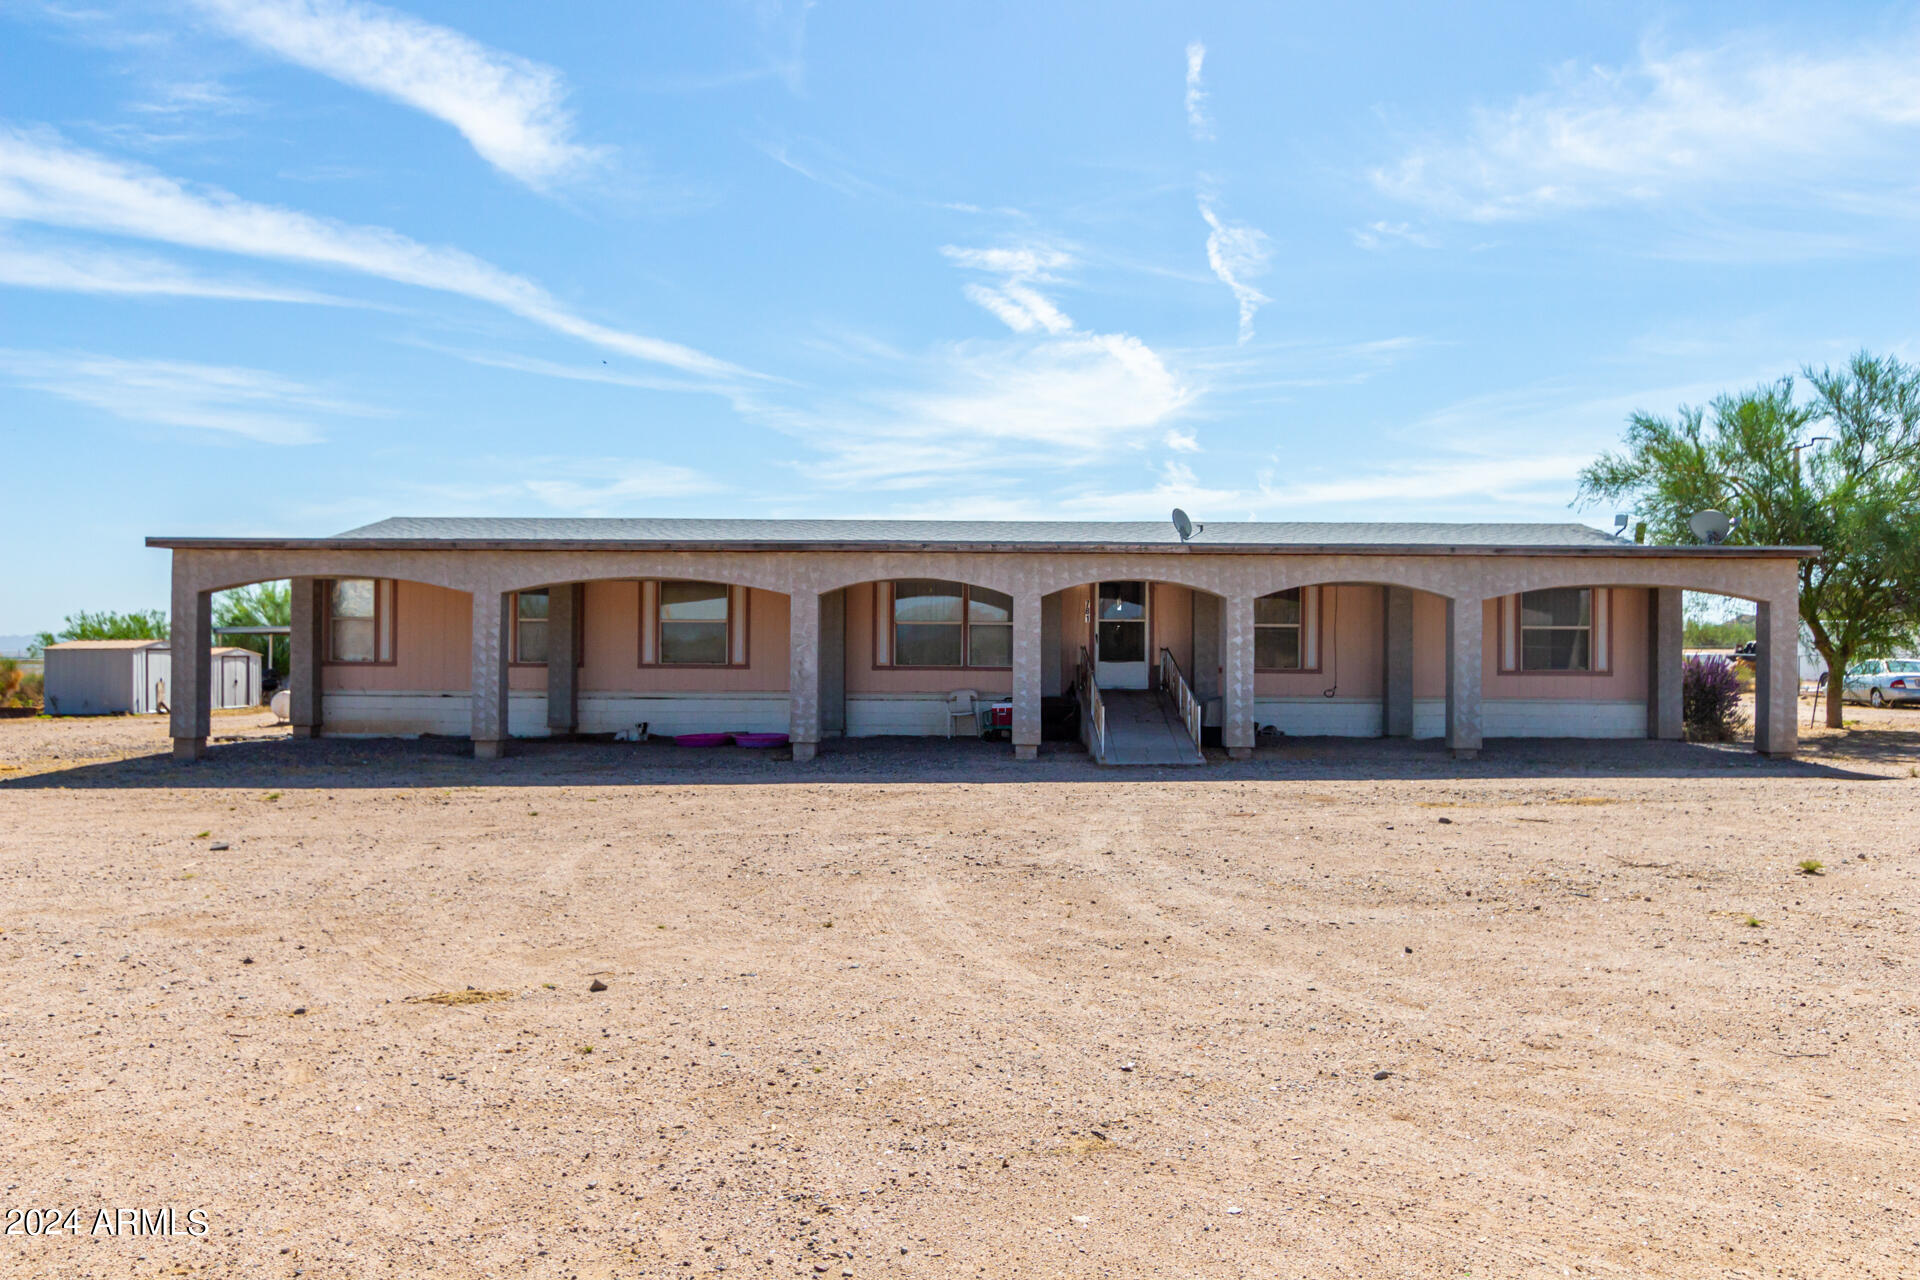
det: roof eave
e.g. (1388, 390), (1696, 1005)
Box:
(145, 536), (1821, 558)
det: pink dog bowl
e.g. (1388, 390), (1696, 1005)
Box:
(731, 732), (790, 749)
(673, 732), (732, 747)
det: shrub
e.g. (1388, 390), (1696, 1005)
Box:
(0, 658), (42, 710)
(1683, 654), (1747, 741)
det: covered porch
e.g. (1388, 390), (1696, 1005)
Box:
(151, 520), (1810, 765)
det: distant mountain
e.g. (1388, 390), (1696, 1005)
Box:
(0, 634), (42, 657)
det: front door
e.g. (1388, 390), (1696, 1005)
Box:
(1095, 581), (1149, 689)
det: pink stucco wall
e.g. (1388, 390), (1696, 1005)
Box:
(579, 581), (788, 693)
(323, 580), (471, 692)
(1483, 585), (1647, 701)
(845, 581), (1013, 696)
(324, 580), (790, 694)
(1410, 587), (1651, 701)
(320, 577), (1654, 707)
(1256, 583), (1383, 698)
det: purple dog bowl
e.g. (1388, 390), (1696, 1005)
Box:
(731, 732), (790, 749)
(673, 732), (732, 747)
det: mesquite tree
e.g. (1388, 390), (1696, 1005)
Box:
(1578, 352), (1920, 729)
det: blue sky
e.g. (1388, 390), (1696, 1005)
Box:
(3, 0), (1917, 633)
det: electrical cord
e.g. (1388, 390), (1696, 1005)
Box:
(1322, 585), (1339, 698)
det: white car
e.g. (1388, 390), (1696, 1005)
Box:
(1840, 658), (1920, 707)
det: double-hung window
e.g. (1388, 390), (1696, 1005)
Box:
(966, 586), (1013, 667)
(887, 580), (1013, 669)
(514, 590), (549, 664)
(326, 578), (392, 664)
(658, 582), (731, 665)
(1255, 589), (1303, 671)
(1518, 588), (1593, 672)
(1253, 586), (1323, 671)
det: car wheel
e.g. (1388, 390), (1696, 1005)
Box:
(1871, 688), (1885, 708)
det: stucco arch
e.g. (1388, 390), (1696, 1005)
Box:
(1243, 559), (1474, 602)
(180, 550), (481, 597)
(809, 557), (1022, 597)
(1025, 556), (1245, 598)
(482, 552), (804, 598)
(1407, 555), (1798, 609)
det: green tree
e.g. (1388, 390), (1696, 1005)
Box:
(1578, 352), (1920, 729)
(213, 581), (291, 673)
(29, 608), (170, 657)
(1682, 616), (1756, 650)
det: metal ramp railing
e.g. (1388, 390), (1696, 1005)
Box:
(1076, 645), (1107, 761)
(1158, 647), (1204, 756)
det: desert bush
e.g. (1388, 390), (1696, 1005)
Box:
(1683, 654), (1747, 741)
(0, 658), (42, 710)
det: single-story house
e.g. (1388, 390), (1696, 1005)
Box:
(147, 518), (1813, 763)
(45, 639), (261, 716)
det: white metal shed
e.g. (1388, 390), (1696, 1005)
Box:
(44, 640), (262, 715)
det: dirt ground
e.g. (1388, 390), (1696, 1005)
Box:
(1, 705), (1916, 1279)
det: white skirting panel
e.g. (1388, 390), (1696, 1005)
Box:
(1254, 697), (1384, 738)
(321, 691), (475, 737)
(1485, 698), (1648, 738)
(577, 692), (790, 737)
(1412, 697), (1649, 740)
(321, 691), (787, 738)
(846, 693), (967, 737)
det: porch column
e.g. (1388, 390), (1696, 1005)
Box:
(1012, 590), (1044, 760)
(1444, 595), (1483, 758)
(1646, 587), (1683, 740)
(820, 588), (847, 738)
(1753, 598), (1799, 757)
(471, 588), (510, 759)
(290, 576), (323, 739)
(546, 583), (581, 736)
(1224, 593), (1255, 759)
(1382, 586), (1414, 738)
(788, 587), (820, 761)
(169, 559), (211, 761)
(1040, 593), (1063, 699)
(1191, 592), (1222, 705)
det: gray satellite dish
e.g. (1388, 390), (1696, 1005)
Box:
(1689, 509), (1731, 545)
(1172, 508), (1202, 542)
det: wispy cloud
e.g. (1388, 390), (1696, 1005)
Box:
(1199, 199), (1271, 342)
(0, 233), (352, 304)
(0, 128), (744, 377)
(414, 345), (720, 396)
(0, 349), (372, 444)
(1252, 452), (1591, 509)
(192, 0), (601, 190)
(736, 241), (1196, 489)
(1351, 220), (1435, 251)
(401, 455), (723, 514)
(943, 242), (1076, 335)
(1373, 31), (1920, 222)
(754, 0), (814, 95)
(131, 79), (255, 117)
(752, 330), (1195, 489)
(1163, 427), (1200, 453)
(1184, 42), (1210, 140)
(758, 137), (894, 201)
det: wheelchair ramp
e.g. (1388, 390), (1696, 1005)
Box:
(1097, 689), (1205, 765)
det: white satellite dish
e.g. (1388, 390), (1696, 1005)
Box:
(1172, 508), (1203, 542)
(1689, 509), (1732, 545)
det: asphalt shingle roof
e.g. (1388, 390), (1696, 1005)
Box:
(329, 516), (1627, 549)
